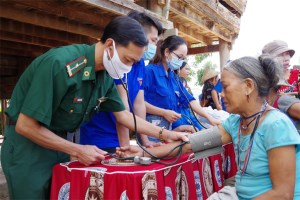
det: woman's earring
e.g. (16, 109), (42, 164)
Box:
(246, 94), (250, 103)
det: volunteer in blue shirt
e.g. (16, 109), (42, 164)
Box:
(144, 36), (220, 142)
(80, 11), (164, 152)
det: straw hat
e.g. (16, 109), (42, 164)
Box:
(262, 40), (295, 57)
(202, 68), (219, 83)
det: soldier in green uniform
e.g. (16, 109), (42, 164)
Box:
(1, 16), (188, 199)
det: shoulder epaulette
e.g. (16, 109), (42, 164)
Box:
(66, 56), (87, 77)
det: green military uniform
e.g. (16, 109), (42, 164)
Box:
(1, 44), (125, 199)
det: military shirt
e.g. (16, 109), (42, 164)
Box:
(6, 44), (125, 134)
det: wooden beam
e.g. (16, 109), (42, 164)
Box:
(188, 44), (219, 55)
(0, 19), (97, 45)
(78, 0), (173, 29)
(0, 68), (17, 77)
(0, 77), (19, 85)
(0, 30), (69, 48)
(0, 47), (42, 57)
(222, 0), (247, 16)
(9, 0), (112, 28)
(170, 2), (232, 43)
(174, 22), (210, 44)
(0, 40), (51, 55)
(183, 0), (240, 33)
(0, 3), (102, 39)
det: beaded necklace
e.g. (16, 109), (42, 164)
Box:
(237, 101), (268, 176)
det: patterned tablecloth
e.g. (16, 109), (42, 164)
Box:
(50, 143), (237, 200)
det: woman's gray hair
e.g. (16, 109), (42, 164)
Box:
(224, 54), (282, 97)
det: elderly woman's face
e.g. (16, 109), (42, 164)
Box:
(220, 70), (247, 114)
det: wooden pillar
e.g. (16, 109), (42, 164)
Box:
(147, 0), (163, 15)
(163, 28), (178, 39)
(219, 39), (231, 71)
(1, 99), (8, 136)
(162, 0), (170, 19)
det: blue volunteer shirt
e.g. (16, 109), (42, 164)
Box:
(80, 59), (145, 148)
(144, 63), (198, 129)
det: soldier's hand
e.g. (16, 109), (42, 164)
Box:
(76, 145), (107, 166)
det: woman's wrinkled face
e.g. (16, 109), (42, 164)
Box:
(220, 70), (247, 114)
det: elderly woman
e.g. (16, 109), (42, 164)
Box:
(117, 55), (300, 199)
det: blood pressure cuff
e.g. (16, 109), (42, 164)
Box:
(188, 126), (222, 159)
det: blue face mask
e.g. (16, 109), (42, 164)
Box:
(142, 43), (157, 60)
(167, 55), (184, 71)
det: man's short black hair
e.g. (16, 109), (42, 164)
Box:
(101, 16), (148, 47)
(127, 11), (163, 35)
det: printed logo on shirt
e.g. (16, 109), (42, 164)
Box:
(73, 97), (84, 104)
(137, 77), (143, 86)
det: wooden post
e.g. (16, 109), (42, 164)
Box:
(147, 0), (162, 15)
(163, 28), (178, 39)
(0, 99), (8, 136)
(219, 39), (231, 71)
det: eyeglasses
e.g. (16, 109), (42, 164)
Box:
(172, 52), (186, 61)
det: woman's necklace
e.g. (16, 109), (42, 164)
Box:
(241, 116), (257, 130)
(238, 101), (268, 177)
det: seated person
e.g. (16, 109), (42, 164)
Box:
(117, 55), (300, 199)
(176, 61), (193, 95)
(262, 40), (299, 94)
(267, 78), (300, 131)
(200, 68), (222, 110)
(214, 79), (226, 111)
(143, 36), (220, 142)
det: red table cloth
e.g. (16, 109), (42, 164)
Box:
(51, 143), (237, 200)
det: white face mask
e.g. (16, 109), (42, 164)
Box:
(167, 55), (184, 71)
(103, 40), (132, 79)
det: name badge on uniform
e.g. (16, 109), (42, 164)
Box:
(73, 97), (84, 104)
(66, 56), (87, 77)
